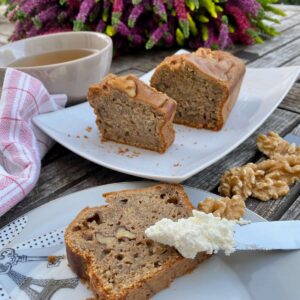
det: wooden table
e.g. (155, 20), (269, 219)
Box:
(0, 5), (299, 228)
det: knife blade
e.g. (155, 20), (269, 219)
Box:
(284, 132), (300, 146)
(235, 221), (300, 250)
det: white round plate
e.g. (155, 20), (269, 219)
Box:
(33, 50), (300, 182)
(1, 181), (299, 300)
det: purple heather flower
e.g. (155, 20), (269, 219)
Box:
(229, 0), (261, 16)
(130, 33), (143, 45)
(10, 20), (25, 41)
(117, 21), (131, 37)
(103, 0), (111, 10)
(225, 3), (253, 45)
(174, 0), (189, 38)
(128, 3), (145, 28)
(153, 0), (167, 22)
(163, 31), (174, 47)
(96, 19), (106, 32)
(73, 0), (95, 31)
(188, 37), (203, 49)
(204, 26), (218, 48)
(112, 0), (124, 25)
(218, 23), (232, 49)
(117, 21), (143, 44)
(76, 0), (95, 22)
(146, 23), (168, 49)
(21, 0), (56, 15)
(33, 5), (59, 29)
(67, 0), (81, 10)
(102, 0), (111, 22)
(27, 23), (39, 37)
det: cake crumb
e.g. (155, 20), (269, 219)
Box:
(86, 126), (92, 132)
(48, 256), (57, 265)
(126, 151), (141, 158)
(117, 147), (141, 158)
(194, 142), (197, 144)
(118, 147), (129, 155)
(173, 162), (181, 167)
(67, 134), (71, 137)
(76, 135), (80, 138)
(84, 135), (88, 139)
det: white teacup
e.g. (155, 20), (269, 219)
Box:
(0, 31), (113, 104)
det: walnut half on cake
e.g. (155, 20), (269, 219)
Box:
(150, 48), (245, 131)
(87, 74), (177, 153)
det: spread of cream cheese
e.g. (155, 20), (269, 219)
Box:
(145, 210), (238, 259)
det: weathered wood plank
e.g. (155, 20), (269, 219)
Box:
(111, 48), (180, 74)
(243, 24), (300, 56)
(284, 55), (300, 67)
(248, 37), (300, 67)
(279, 82), (300, 114)
(273, 11), (300, 32)
(278, 4), (300, 12)
(280, 195), (300, 220)
(41, 143), (69, 166)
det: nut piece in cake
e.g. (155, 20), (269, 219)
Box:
(150, 48), (245, 130)
(87, 74), (177, 153)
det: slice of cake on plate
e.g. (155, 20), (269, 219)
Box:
(87, 74), (177, 153)
(150, 48), (245, 131)
(65, 184), (211, 300)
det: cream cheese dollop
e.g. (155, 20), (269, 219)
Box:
(145, 210), (238, 259)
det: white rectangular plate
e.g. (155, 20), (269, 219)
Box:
(1, 182), (300, 300)
(33, 50), (300, 182)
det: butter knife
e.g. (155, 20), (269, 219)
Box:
(235, 221), (300, 251)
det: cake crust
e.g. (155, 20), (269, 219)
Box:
(88, 74), (177, 153)
(150, 48), (245, 130)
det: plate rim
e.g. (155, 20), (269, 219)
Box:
(2, 181), (266, 233)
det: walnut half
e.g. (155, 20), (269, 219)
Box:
(256, 154), (300, 186)
(257, 131), (299, 158)
(218, 164), (256, 200)
(108, 75), (137, 97)
(198, 195), (245, 220)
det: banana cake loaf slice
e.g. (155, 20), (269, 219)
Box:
(150, 48), (245, 130)
(87, 74), (177, 153)
(65, 184), (210, 300)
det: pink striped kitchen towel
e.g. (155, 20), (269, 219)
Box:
(0, 68), (67, 216)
